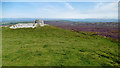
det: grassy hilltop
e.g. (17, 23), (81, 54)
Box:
(2, 26), (119, 66)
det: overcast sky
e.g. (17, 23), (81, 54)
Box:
(2, 2), (118, 19)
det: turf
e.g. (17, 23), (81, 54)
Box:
(2, 26), (119, 66)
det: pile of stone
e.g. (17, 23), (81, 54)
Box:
(10, 19), (45, 29)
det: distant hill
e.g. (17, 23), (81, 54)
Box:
(1, 18), (118, 25)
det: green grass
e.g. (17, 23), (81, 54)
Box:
(2, 26), (119, 66)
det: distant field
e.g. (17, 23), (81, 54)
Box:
(2, 20), (119, 40)
(45, 21), (119, 40)
(2, 26), (119, 66)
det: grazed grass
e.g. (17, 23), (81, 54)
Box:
(2, 26), (119, 66)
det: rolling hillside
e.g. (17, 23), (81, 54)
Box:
(2, 26), (119, 66)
